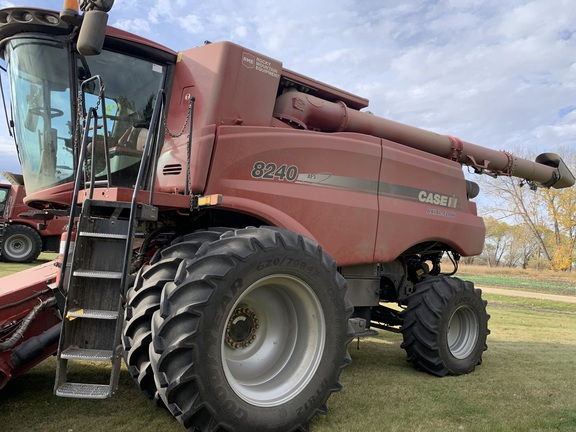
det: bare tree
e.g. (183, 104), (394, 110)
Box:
(476, 150), (576, 270)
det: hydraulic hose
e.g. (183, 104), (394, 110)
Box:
(0, 297), (57, 351)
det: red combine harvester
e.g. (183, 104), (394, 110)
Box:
(0, 172), (68, 262)
(0, 2), (573, 431)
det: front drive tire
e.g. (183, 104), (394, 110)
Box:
(400, 276), (490, 377)
(150, 227), (353, 432)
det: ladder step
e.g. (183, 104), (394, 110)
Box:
(56, 382), (111, 399)
(79, 231), (128, 240)
(61, 347), (114, 361)
(73, 269), (122, 279)
(66, 308), (118, 320)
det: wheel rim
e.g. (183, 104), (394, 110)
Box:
(447, 305), (479, 359)
(221, 274), (325, 407)
(5, 234), (33, 259)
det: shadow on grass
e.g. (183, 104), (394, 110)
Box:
(1, 314), (574, 432)
(312, 331), (576, 432)
(0, 358), (180, 432)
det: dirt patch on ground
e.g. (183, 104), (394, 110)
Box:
(479, 287), (576, 303)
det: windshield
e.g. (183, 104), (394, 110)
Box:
(5, 38), (166, 195)
(6, 39), (73, 195)
(81, 49), (165, 188)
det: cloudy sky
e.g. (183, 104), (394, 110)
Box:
(0, 0), (574, 180)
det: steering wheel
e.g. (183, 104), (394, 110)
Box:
(28, 107), (64, 119)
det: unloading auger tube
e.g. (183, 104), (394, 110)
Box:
(274, 90), (575, 189)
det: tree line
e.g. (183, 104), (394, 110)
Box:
(467, 151), (576, 271)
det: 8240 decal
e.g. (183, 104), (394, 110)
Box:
(251, 161), (298, 182)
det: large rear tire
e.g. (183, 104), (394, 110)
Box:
(0, 224), (42, 263)
(400, 276), (490, 376)
(150, 227), (353, 431)
(122, 229), (229, 403)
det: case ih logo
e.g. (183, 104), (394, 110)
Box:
(242, 53), (255, 69)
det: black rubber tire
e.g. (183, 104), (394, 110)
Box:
(150, 227), (353, 432)
(123, 260), (180, 404)
(400, 276), (490, 376)
(0, 224), (42, 263)
(122, 229), (229, 404)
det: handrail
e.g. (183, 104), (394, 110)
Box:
(58, 80), (168, 296)
(57, 75), (109, 293)
(81, 75), (111, 193)
(56, 105), (96, 293)
(120, 88), (166, 294)
(184, 97), (196, 196)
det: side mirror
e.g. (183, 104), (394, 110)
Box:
(77, 10), (108, 56)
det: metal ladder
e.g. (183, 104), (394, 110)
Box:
(54, 199), (157, 398)
(54, 79), (164, 399)
(54, 200), (132, 398)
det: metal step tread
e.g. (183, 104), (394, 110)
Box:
(61, 347), (114, 361)
(56, 382), (111, 399)
(78, 231), (128, 240)
(73, 269), (122, 279)
(66, 308), (118, 320)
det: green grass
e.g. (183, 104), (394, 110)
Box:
(1, 263), (575, 431)
(459, 264), (576, 296)
(0, 252), (58, 277)
(484, 293), (576, 314)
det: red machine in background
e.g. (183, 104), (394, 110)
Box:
(0, 172), (68, 262)
(0, 262), (60, 390)
(0, 2), (573, 431)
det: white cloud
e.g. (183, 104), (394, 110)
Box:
(112, 17), (150, 34)
(3, 0), (576, 159)
(176, 14), (204, 34)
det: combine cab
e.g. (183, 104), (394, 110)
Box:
(0, 2), (573, 431)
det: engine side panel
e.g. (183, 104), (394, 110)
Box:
(375, 139), (486, 260)
(205, 127), (381, 265)
(206, 126), (485, 265)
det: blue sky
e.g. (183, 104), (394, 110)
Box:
(0, 0), (575, 180)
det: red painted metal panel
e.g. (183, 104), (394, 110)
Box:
(205, 127), (381, 265)
(0, 261), (60, 389)
(375, 139), (485, 260)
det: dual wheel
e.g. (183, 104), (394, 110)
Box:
(122, 227), (353, 431)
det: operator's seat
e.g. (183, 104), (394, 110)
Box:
(118, 126), (149, 152)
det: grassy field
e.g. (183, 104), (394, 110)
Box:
(0, 253), (58, 278)
(458, 264), (576, 296)
(1, 258), (575, 431)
